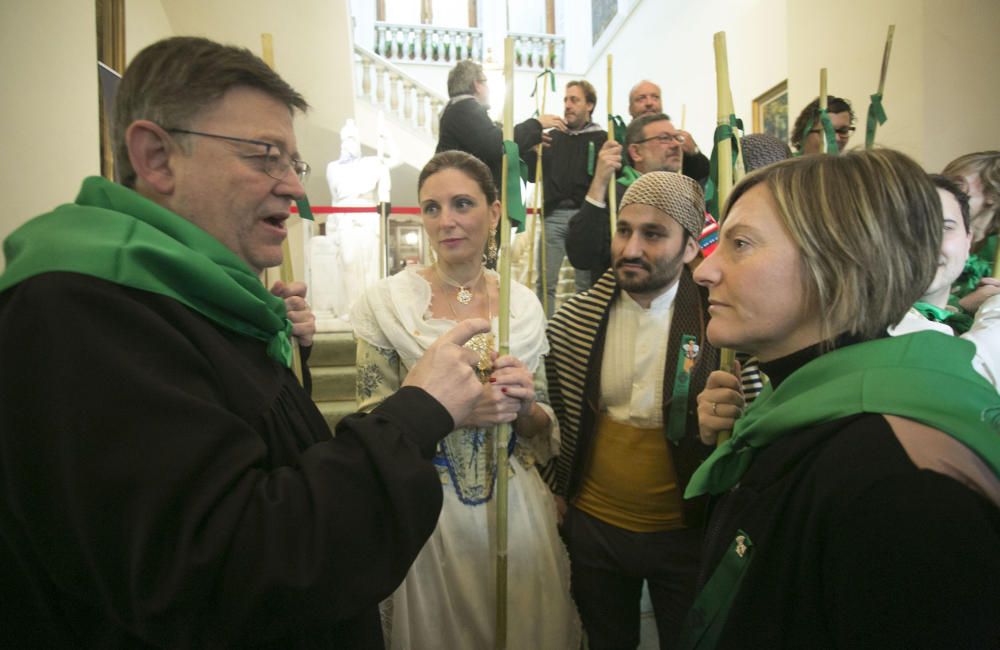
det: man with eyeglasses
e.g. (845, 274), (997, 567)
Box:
(628, 80), (710, 182)
(0, 36), (491, 648)
(567, 113), (706, 287)
(790, 94), (856, 155)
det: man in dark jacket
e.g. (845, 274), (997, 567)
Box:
(0, 36), (489, 648)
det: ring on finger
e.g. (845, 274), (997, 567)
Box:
(712, 401), (719, 416)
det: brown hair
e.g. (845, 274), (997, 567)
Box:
(790, 95), (855, 151)
(723, 148), (941, 341)
(928, 174), (972, 232)
(943, 151), (1000, 237)
(566, 80), (597, 107)
(418, 150), (498, 204)
(113, 36), (308, 188)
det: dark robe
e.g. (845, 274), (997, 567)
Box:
(0, 272), (452, 648)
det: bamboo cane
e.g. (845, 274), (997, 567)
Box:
(493, 37), (515, 650)
(713, 32), (738, 444)
(261, 33), (303, 386)
(819, 68), (829, 154)
(866, 25), (896, 149)
(528, 72), (549, 293)
(679, 103), (687, 175)
(607, 54), (617, 238)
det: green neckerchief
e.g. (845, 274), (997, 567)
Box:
(502, 140), (528, 232)
(864, 92), (887, 149)
(685, 331), (1000, 498)
(951, 234), (997, 303)
(912, 301), (973, 335)
(0, 176), (294, 367)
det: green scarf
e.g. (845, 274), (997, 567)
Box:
(685, 332), (1000, 499)
(912, 301), (973, 334)
(0, 176), (294, 367)
(951, 234), (997, 303)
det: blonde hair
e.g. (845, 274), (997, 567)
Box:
(722, 148), (941, 342)
(943, 150), (1000, 234)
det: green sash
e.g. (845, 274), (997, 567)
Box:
(0, 176), (294, 367)
(686, 332), (1000, 499)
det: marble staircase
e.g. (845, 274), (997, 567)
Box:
(309, 332), (359, 433)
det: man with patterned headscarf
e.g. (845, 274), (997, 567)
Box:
(545, 172), (719, 649)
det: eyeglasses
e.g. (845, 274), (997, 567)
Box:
(166, 128), (311, 183)
(635, 133), (686, 145)
(810, 126), (856, 137)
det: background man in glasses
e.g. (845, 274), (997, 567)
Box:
(790, 94), (856, 154)
(0, 36), (489, 648)
(628, 80), (710, 183)
(567, 113), (697, 286)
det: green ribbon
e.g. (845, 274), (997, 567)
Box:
(608, 113), (629, 169)
(677, 530), (754, 650)
(951, 236), (996, 302)
(796, 110), (839, 156)
(685, 332), (1000, 499)
(865, 92), (888, 149)
(529, 68), (556, 97)
(705, 115), (743, 219)
(0, 176), (295, 367)
(667, 335), (698, 444)
(502, 140), (528, 232)
(617, 165), (642, 187)
(587, 141), (596, 176)
(295, 195), (315, 221)
(912, 301), (973, 335)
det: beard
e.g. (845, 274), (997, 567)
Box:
(614, 244), (688, 296)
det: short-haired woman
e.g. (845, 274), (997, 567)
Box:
(679, 148), (1000, 648)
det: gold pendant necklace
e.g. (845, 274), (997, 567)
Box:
(441, 269), (495, 382)
(436, 265), (484, 305)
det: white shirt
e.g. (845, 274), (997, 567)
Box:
(599, 281), (679, 427)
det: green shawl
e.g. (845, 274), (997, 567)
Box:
(686, 331), (1000, 499)
(0, 176), (293, 367)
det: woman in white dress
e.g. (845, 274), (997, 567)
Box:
(351, 151), (580, 649)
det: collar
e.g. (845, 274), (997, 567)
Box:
(619, 278), (679, 315)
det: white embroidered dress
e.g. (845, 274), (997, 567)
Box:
(351, 266), (580, 649)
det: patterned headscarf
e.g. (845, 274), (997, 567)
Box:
(619, 171), (705, 239)
(741, 133), (792, 172)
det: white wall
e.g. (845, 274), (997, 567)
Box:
(0, 1), (100, 271)
(582, 0), (788, 155)
(787, 0), (925, 161)
(922, 0), (1000, 170)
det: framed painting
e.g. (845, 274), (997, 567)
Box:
(752, 80), (789, 144)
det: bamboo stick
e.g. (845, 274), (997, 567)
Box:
(679, 103), (687, 175)
(819, 68), (829, 154)
(261, 32), (303, 387)
(493, 37), (515, 650)
(877, 26), (895, 96)
(528, 72), (549, 293)
(713, 32), (738, 444)
(607, 54), (617, 238)
(866, 25), (896, 149)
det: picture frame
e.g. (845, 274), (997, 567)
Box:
(752, 80), (789, 144)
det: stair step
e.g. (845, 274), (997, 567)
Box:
(309, 332), (357, 367)
(311, 366), (356, 402)
(316, 399), (359, 434)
